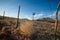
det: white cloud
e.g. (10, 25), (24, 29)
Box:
(33, 11), (60, 19)
(47, 12), (56, 18)
(0, 11), (3, 16)
(20, 12), (45, 20)
(20, 15), (32, 20)
(34, 12), (45, 19)
(0, 11), (60, 20)
(34, 14), (44, 17)
(47, 11), (60, 18)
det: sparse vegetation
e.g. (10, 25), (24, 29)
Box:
(0, 16), (60, 40)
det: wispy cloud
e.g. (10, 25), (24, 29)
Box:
(34, 13), (44, 17)
(47, 12), (56, 18)
(47, 11), (60, 19)
(20, 15), (32, 20)
(32, 11), (60, 19)
(0, 11), (60, 20)
(34, 13), (44, 19)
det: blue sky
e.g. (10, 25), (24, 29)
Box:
(0, 0), (60, 20)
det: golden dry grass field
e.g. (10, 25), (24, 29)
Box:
(0, 16), (60, 40)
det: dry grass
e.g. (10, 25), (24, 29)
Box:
(0, 16), (60, 40)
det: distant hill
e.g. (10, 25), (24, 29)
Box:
(36, 17), (55, 23)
